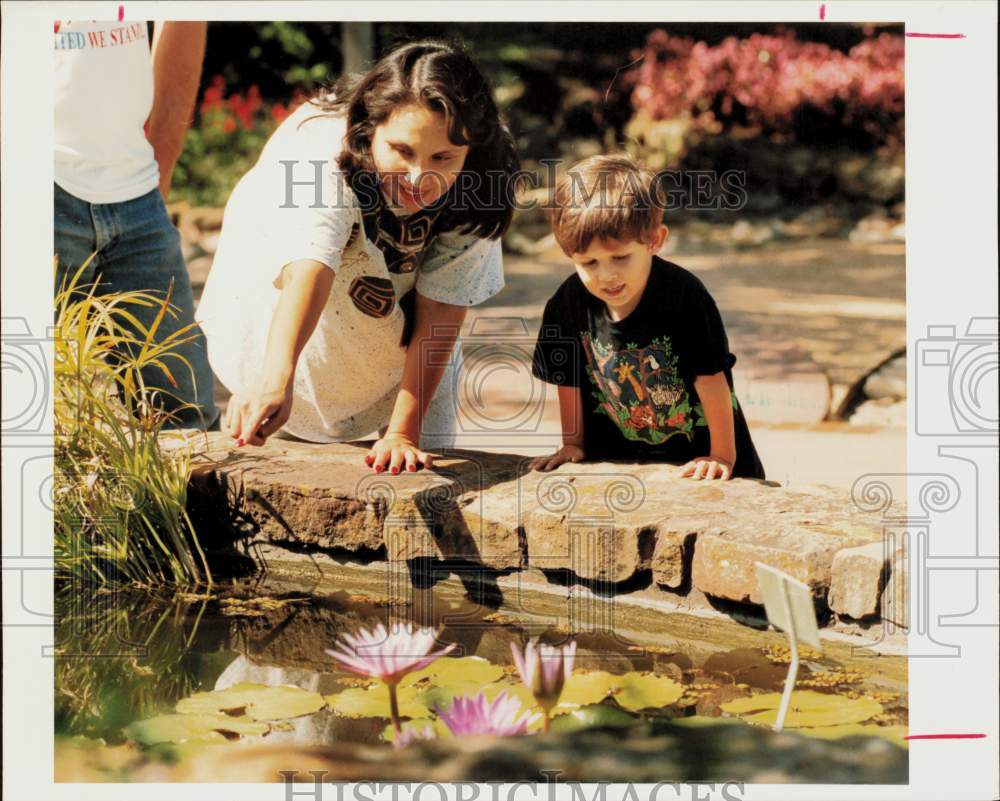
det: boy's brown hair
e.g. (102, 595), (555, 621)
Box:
(548, 154), (665, 256)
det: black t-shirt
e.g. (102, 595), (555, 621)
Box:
(532, 257), (765, 479)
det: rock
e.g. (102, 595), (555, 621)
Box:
(186, 255), (213, 290)
(650, 516), (702, 588)
(198, 231), (221, 254)
(729, 220), (775, 247)
(179, 432), (894, 621)
(828, 542), (889, 619)
(524, 467), (653, 582)
(863, 352), (906, 401)
(782, 205), (849, 238)
(881, 545), (909, 629)
(849, 213), (898, 244)
(849, 398), (907, 428)
(692, 520), (880, 605)
(181, 239), (207, 263)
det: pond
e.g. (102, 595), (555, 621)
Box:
(53, 558), (908, 783)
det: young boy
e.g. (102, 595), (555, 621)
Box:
(530, 155), (765, 480)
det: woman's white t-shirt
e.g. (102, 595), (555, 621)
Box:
(196, 100), (505, 445)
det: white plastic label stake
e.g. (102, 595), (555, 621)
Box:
(754, 562), (822, 732)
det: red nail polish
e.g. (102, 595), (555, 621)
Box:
(374, 465), (383, 473)
(391, 467), (399, 474)
(408, 465), (416, 472)
(236, 438), (245, 447)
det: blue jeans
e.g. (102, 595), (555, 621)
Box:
(54, 183), (219, 429)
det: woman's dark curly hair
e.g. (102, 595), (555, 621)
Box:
(308, 40), (519, 240)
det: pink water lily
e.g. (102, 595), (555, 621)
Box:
(326, 622), (455, 735)
(511, 639), (577, 731)
(436, 691), (539, 737)
(326, 622), (455, 684)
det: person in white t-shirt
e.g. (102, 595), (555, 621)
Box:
(54, 20), (217, 428)
(197, 41), (520, 474)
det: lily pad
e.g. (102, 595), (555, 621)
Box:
(175, 682), (326, 721)
(613, 673), (685, 712)
(549, 704), (637, 733)
(557, 671), (620, 709)
(558, 671), (685, 713)
(797, 723), (908, 749)
(125, 713), (269, 746)
(721, 690), (883, 728)
(399, 656), (504, 690)
(672, 715), (746, 728)
(324, 683), (430, 720)
(416, 678), (538, 713)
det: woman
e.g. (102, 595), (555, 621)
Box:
(197, 41), (518, 473)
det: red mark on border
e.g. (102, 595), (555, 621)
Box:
(819, 4), (826, 20)
(118, 4), (124, 21)
(905, 32), (966, 39)
(905, 733), (986, 740)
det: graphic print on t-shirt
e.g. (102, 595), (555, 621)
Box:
(349, 276), (396, 318)
(584, 333), (725, 446)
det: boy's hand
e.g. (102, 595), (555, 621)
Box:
(530, 444), (585, 472)
(366, 433), (434, 474)
(679, 454), (733, 481)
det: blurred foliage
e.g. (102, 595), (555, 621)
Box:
(171, 76), (308, 207)
(622, 28), (904, 169)
(173, 22), (904, 211)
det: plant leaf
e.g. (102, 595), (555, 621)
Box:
(125, 713), (269, 745)
(399, 656), (505, 690)
(324, 684), (430, 720)
(176, 682), (325, 721)
(549, 704), (638, 733)
(614, 673), (685, 712)
(721, 690), (883, 728)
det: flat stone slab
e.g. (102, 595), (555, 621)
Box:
(179, 432), (899, 622)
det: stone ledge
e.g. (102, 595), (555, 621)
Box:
(181, 432), (902, 626)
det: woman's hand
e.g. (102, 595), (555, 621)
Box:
(679, 454), (733, 481)
(530, 444), (585, 472)
(224, 378), (294, 447)
(366, 432), (435, 474)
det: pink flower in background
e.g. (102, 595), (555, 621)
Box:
(393, 723), (437, 749)
(326, 622), (455, 685)
(437, 691), (539, 737)
(511, 639), (576, 731)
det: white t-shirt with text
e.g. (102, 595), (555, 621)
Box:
(54, 20), (160, 203)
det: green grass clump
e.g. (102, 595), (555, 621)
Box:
(54, 258), (212, 589)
